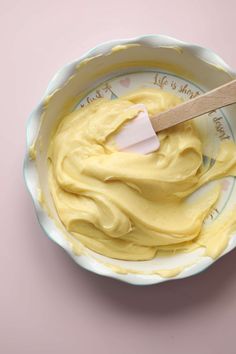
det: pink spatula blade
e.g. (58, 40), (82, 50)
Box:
(115, 104), (160, 154)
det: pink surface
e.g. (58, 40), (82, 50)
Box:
(1, 0), (236, 353)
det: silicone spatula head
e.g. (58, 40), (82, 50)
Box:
(114, 104), (160, 154)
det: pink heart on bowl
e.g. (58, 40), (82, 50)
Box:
(120, 77), (130, 88)
(221, 179), (231, 191)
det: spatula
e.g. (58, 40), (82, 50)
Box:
(115, 79), (236, 154)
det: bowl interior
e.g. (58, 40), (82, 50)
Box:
(26, 40), (236, 284)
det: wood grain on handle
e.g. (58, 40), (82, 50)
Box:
(151, 79), (236, 132)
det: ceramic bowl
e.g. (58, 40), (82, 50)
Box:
(24, 34), (236, 285)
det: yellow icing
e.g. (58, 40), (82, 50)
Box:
(29, 144), (36, 160)
(37, 188), (45, 208)
(159, 46), (184, 55)
(111, 44), (141, 53)
(48, 88), (236, 262)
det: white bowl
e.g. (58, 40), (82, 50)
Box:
(24, 35), (236, 285)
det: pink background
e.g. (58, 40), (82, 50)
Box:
(1, 0), (236, 353)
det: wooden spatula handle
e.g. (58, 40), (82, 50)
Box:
(151, 79), (236, 132)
